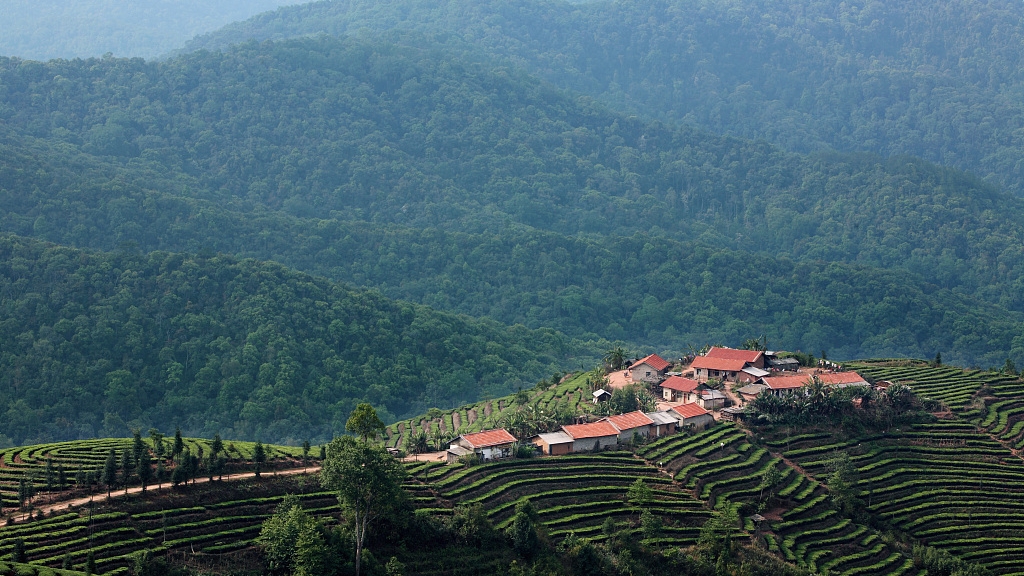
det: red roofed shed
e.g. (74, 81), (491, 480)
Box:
(668, 403), (715, 430)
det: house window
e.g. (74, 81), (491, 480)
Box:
(646, 371), (651, 377)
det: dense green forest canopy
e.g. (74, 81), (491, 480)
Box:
(185, 0), (1024, 195)
(0, 0), (299, 60)
(1, 35), (1023, 367)
(2, 37), (1024, 308)
(0, 234), (572, 446)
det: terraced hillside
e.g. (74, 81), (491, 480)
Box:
(848, 361), (1016, 411)
(385, 372), (591, 451)
(0, 438), (308, 511)
(784, 420), (1024, 575)
(0, 476), (340, 575)
(411, 451), (709, 547)
(639, 425), (917, 575)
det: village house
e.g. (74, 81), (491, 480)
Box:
(629, 353), (671, 383)
(720, 406), (746, 422)
(447, 428), (517, 462)
(669, 403), (715, 430)
(603, 410), (655, 442)
(691, 347), (766, 382)
(531, 431), (574, 455)
(562, 421), (620, 452)
(660, 375), (699, 402)
(646, 411), (678, 437)
(739, 366), (770, 383)
(759, 371), (869, 396)
(766, 354), (800, 372)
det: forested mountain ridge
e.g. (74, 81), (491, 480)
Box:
(0, 0), (299, 60)
(3, 36), (1024, 315)
(0, 234), (572, 447)
(1, 125), (1021, 368)
(184, 0), (1024, 195)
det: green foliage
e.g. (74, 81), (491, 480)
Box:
(346, 404), (386, 443)
(0, 235), (566, 445)
(626, 478), (653, 509)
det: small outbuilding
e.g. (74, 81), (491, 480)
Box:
(669, 403), (715, 430)
(737, 383), (767, 403)
(767, 356), (800, 372)
(720, 406), (746, 422)
(562, 421), (620, 452)
(646, 411), (679, 437)
(445, 445), (474, 464)
(739, 366), (770, 383)
(450, 428), (517, 461)
(592, 388), (612, 404)
(532, 431), (574, 456)
(697, 389), (727, 410)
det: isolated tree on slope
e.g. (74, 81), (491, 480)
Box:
(346, 403), (386, 442)
(320, 436), (406, 576)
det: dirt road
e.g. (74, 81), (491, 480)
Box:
(9, 465), (322, 523)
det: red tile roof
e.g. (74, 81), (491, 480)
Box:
(629, 353), (671, 372)
(821, 372), (868, 385)
(604, 411), (655, 431)
(691, 356), (749, 372)
(660, 376), (700, 392)
(706, 347), (764, 363)
(761, 372), (867, 390)
(671, 403), (710, 418)
(459, 428), (517, 448)
(562, 421), (620, 440)
(760, 374), (810, 390)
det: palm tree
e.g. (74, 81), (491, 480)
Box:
(603, 347), (628, 371)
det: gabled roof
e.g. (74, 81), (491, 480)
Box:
(629, 353), (671, 372)
(646, 411), (679, 425)
(761, 372), (867, 390)
(701, 390), (727, 400)
(706, 347), (764, 363)
(742, 366), (770, 378)
(459, 428), (517, 448)
(821, 372), (868, 386)
(760, 374), (812, 390)
(592, 388), (611, 398)
(670, 403), (710, 419)
(604, 411), (655, 431)
(447, 445), (473, 457)
(660, 375), (700, 392)
(691, 356), (749, 372)
(562, 421), (620, 439)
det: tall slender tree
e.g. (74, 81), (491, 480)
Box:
(120, 449), (133, 494)
(253, 441), (266, 478)
(173, 428), (184, 461)
(103, 449), (117, 497)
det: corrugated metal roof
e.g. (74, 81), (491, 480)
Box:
(534, 431), (573, 445)
(706, 347), (764, 363)
(646, 411), (679, 425)
(604, 411), (655, 431)
(562, 421), (619, 439)
(459, 428), (517, 448)
(671, 403), (710, 418)
(629, 353), (671, 372)
(661, 375), (699, 392)
(691, 356), (749, 371)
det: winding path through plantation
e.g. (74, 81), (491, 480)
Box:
(10, 465), (322, 523)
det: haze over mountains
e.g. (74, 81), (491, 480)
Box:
(187, 0), (1024, 195)
(2, 0), (1024, 442)
(0, 0), (299, 60)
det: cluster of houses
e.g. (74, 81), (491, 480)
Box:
(445, 346), (871, 463)
(446, 404), (714, 463)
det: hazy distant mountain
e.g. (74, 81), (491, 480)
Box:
(184, 0), (1024, 196)
(0, 0), (301, 60)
